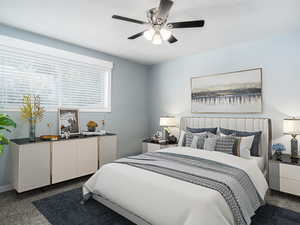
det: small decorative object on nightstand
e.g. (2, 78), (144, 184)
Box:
(283, 118), (300, 159)
(160, 116), (176, 140)
(272, 143), (286, 161)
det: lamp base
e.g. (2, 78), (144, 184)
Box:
(291, 136), (298, 159)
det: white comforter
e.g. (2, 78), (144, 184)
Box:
(83, 147), (268, 225)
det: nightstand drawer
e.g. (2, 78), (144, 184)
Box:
(147, 143), (161, 152)
(280, 163), (300, 180)
(280, 177), (300, 196)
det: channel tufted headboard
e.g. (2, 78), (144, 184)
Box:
(180, 117), (272, 178)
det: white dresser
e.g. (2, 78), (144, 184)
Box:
(10, 134), (117, 193)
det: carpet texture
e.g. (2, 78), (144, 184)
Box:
(33, 188), (300, 225)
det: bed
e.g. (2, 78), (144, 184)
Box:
(83, 117), (272, 225)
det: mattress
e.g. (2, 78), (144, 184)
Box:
(249, 156), (265, 172)
(83, 147), (268, 225)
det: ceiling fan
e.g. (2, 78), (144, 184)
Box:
(112, 0), (205, 45)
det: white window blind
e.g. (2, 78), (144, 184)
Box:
(0, 35), (113, 112)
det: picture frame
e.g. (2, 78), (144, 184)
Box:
(58, 108), (80, 135)
(191, 68), (262, 114)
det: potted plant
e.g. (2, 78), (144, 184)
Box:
(20, 95), (45, 141)
(87, 121), (98, 132)
(0, 114), (16, 154)
(272, 143), (286, 161)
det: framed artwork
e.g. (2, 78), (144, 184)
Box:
(58, 108), (80, 135)
(191, 68), (262, 113)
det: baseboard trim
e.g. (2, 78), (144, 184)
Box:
(0, 184), (13, 193)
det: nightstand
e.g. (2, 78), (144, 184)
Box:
(142, 140), (177, 153)
(269, 153), (300, 196)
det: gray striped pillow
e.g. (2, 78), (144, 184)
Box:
(204, 137), (218, 151)
(215, 136), (236, 155)
(184, 132), (194, 147)
(184, 132), (206, 148)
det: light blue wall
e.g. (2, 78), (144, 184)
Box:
(0, 24), (150, 186)
(148, 32), (300, 152)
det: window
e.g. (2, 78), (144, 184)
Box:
(0, 35), (113, 112)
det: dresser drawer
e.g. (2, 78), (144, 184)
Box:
(280, 177), (300, 196)
(280, 163), (300, 180)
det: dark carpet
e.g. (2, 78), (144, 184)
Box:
(33, 188), (300, 225)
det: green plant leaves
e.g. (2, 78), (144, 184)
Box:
(0, 114), (16, 155)
(0, 114), (16, 128)
(0, 127), (11, 132)
(0, 145), (4, 155)
(0, 133), (9, 155)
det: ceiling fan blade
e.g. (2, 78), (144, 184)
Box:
(112, 15), (146, 24)
(157, 0), (174, 20)
(128, 31), (145, 40)
(168, 20), (205, 29)
(168, 35), (178, 44)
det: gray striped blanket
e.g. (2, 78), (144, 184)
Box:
(114, 152), (263, 225)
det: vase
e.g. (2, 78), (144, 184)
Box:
(88, 127), (96, 132)
(29, 119), (36, 142)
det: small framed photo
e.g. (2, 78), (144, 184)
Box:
(58, 108), (80, 135)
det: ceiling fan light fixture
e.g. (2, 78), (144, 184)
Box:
(152, 32), (162, 45)
(143, 28), (155, 40)
(160, 28), (172, 40)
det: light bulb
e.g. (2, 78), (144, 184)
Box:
(143, 29), (155, 41)
(152, 32), (162, 45)
(160, 28), (172, 40)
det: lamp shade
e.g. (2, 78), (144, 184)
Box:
(283, 118), (300, 135)
(160, 117), (176, 127)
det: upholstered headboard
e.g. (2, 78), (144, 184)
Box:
(180, 117), (272, 177)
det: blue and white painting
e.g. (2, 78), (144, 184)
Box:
(191, 68), (262, 113)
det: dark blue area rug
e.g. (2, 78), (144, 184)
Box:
(33, 188), (300, 225)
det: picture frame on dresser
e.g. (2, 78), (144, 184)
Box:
(58, 108), (80, 135)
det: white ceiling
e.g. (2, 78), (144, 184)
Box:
(0, 0), (299, 65)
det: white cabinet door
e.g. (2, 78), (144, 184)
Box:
(77, 138), (98, 177)
(52, 140), (77, 184)
(99, 135), (117, 167)
(147, 143), (161, 152)
(17, 143), (50, 192)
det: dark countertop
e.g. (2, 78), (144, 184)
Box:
(11, 133), (116, 145)
(271, 153), (300, 165)
(142, 139), (177, 145)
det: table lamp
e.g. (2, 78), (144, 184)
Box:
(160, 116), (176, 140)
(283, 118), (300, 159)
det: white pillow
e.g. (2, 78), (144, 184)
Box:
(178, 130), (186, 146)
(239, 135), (255, 159)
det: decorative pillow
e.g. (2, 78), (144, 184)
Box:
(220, 133), (239, 156)
(207, 132), (218, 138)
(194, 135), (206, 149)
(187, 127), (218, 135)
(178, 130), (186, 146)
(215, 136), (236, 155)
(221, 133), (255, 158)
(219, 128), (262, 156)
(203, 137), (218, 151)
(238, 135), (255, 159)
(184, 132), (206, 148)
(191, 136), (199, 148)
(184, 132), (195, 147)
